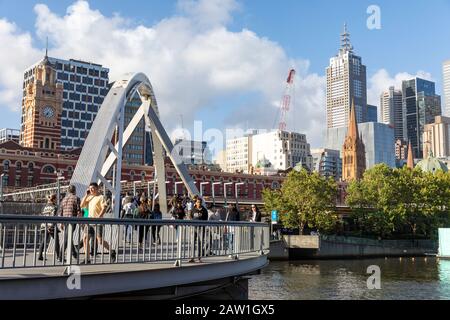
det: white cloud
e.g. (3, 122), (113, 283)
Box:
(0, 19), (41, 111)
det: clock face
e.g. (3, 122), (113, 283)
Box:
(42, 106), (55, 119)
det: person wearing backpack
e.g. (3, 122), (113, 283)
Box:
(122, 196), (136, 242)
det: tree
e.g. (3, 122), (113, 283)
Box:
(262, 169), (339, 234)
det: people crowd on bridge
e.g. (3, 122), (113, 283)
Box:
(39, 184), (262, 265)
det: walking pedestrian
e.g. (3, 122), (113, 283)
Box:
(38, 194), (62, 262)
(188, 198), (208, 263)
(80, 182), (116, 263)
(58, 184), (81, 261)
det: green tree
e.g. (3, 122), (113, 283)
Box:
(262, 169), (339, 234)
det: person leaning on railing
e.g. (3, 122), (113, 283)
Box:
(137, 197), (151, 246)
(38, 194), (62, 262)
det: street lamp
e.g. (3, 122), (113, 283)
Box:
(0, 173), (5, 202)
(56, 171), (65, 208)
(174, 181), (184, 196)
(223, 182), (233, 207)
(212, 182), (221, 207)
(234, 182), (244, 207)
(200, 182), (210, 197)
(133, 180), (141, 197)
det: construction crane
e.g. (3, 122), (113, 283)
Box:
(277, 69), (296, 131)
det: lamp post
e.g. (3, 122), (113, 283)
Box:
(133, 180), (141, 197)
(223, 182), (233, 207)
(212, 182), (221, 207)
(0, 173), (5, 202)
(234, 182), (244, 207)
(56, 171), (64, 208)
(147, 180), (155, 202)
(200, 182), (210, 197)
(174, 181), (184, 196)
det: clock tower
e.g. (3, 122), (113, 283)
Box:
(20, 52), (63, 150)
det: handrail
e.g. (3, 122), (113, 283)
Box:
(0, 215), (270, 270)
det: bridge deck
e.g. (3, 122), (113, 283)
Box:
(0, 252), (263, 280)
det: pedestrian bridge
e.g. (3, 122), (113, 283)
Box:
(0, 215), (269, 299)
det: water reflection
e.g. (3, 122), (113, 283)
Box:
(249, 258), (450, 300)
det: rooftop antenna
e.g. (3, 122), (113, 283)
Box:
(45, 36), (48, 58)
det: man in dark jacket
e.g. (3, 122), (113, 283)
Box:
(188, 198), (208, 263)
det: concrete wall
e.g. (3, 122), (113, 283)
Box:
(280, 235), (437, 260)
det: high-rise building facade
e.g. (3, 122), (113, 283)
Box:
(366, 104), (378, 123)
(251, 130), (312, 171)
(402, 78), (441, 158)
(380, 86), (403, 140)
(311, 148), (342, 181)
(444, 60), (450, 117)
(22, 56), (109, 150)
(226, 136), (252, 173)
(325, 122), (396, 169)
(423, 116), (450, 158)
(326, 24), (367, 129)
(174, 138), (212, 165)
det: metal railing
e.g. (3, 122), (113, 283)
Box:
(0, 215), (269, 269)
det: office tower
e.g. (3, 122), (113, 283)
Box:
(444, 60), (450, 116)
(22, 56), (109, 150)
(402, 78), (441, 158)
(326, 122), (396, 169)
(366, 104), (378, 122)
(423, 116), (450, 158)
(251, 130), (312, 171)
(326, 24), (367, 129)
(174, 138), (212, 165)
(226, 135), (253, 173)
(380, 86), (403, 140)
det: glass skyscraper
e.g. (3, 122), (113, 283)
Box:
(402, 78), (441, 158)
(444, 60), (450, 117)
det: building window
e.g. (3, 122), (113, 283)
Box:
(27, 176), (33, 187)
(3, 160), (10, 171)
(2, 174), (8, 187)
(42, 165), (56, 174)
(28, 162), (34, 172)
(16, 161), (22, 171)
(15, 176), (21, 187)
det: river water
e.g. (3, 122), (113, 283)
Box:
(249, 258), (450, 300)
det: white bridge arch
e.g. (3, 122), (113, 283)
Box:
(70, 73), (199, 217)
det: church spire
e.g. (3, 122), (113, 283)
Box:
(348, 99), (359, 139)
(407, 140), (414, 169)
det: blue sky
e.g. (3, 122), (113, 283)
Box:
(0, 0), (449, 149)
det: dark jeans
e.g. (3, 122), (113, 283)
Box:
(151, 226), (160, 243)
(138, 225), (149, 244)
(192, 227), (205, 258)
(38, 228), (61, 260)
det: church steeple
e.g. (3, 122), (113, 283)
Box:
(342, 100), (366, 181)
(407, 140), (414, 169)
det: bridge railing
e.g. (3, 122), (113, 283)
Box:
(0, 215), (269, 270)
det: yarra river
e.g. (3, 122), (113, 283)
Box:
(249, 258), (450, 300)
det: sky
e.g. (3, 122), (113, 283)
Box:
(0, 0), (449, 155)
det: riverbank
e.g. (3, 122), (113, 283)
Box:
(269, 235), (438, 260)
